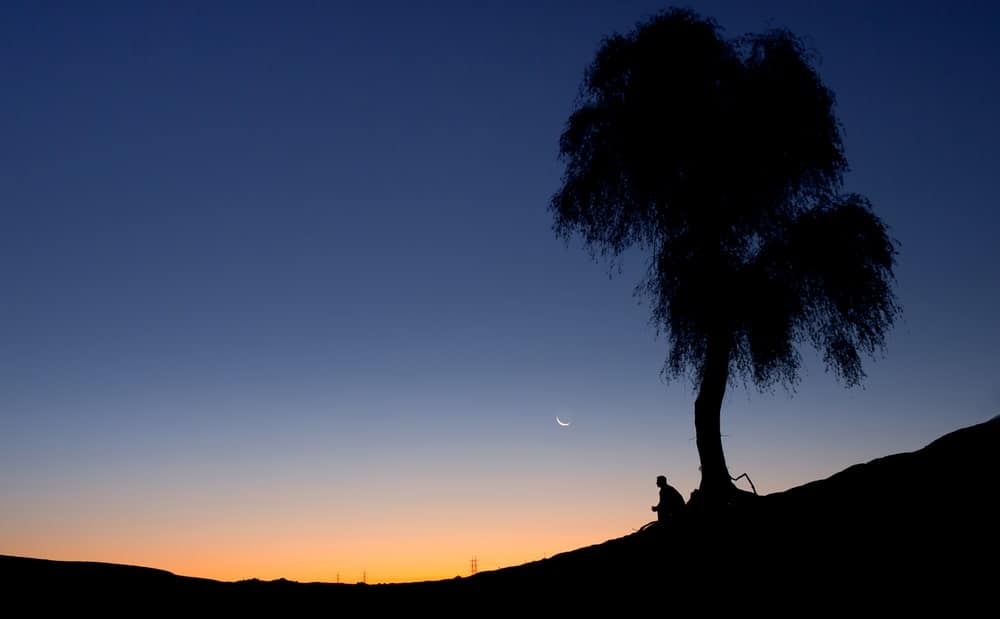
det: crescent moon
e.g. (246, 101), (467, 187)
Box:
(555, 416), (571, 427)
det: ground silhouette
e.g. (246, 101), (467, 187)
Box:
(3, 416), (996, 612)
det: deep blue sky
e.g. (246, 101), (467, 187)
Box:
(2, 1), (998, 581)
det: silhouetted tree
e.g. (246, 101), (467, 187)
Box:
(551, 9), (900, 504)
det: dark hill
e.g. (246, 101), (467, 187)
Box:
(3, 417), (997, 612)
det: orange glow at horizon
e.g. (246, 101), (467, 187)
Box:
(3, 508), (646, 583)
(0, 441), (832, 584)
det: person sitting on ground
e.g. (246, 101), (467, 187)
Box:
(651, 474), (685, 523)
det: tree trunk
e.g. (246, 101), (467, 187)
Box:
(695, 334), (735, 504)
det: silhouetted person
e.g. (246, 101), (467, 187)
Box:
(652, 475), (685, 523)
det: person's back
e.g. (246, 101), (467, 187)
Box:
(652, 475), (685, 522)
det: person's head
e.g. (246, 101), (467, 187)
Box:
(656, 475), (666, 488)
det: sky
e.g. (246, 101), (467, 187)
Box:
(2, 0), (998, 584)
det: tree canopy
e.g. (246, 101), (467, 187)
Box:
(552, 8), (900, 393)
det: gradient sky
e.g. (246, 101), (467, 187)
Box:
(2, 0), (998, 583)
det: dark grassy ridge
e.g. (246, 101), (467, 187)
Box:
(3, 416), (996, 612)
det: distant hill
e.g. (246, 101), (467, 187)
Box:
(3, 416), (997, 611)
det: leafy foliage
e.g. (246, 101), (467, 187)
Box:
(552, 8), (899, 391)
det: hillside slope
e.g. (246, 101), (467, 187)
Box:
(3, 416), (997, 610)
